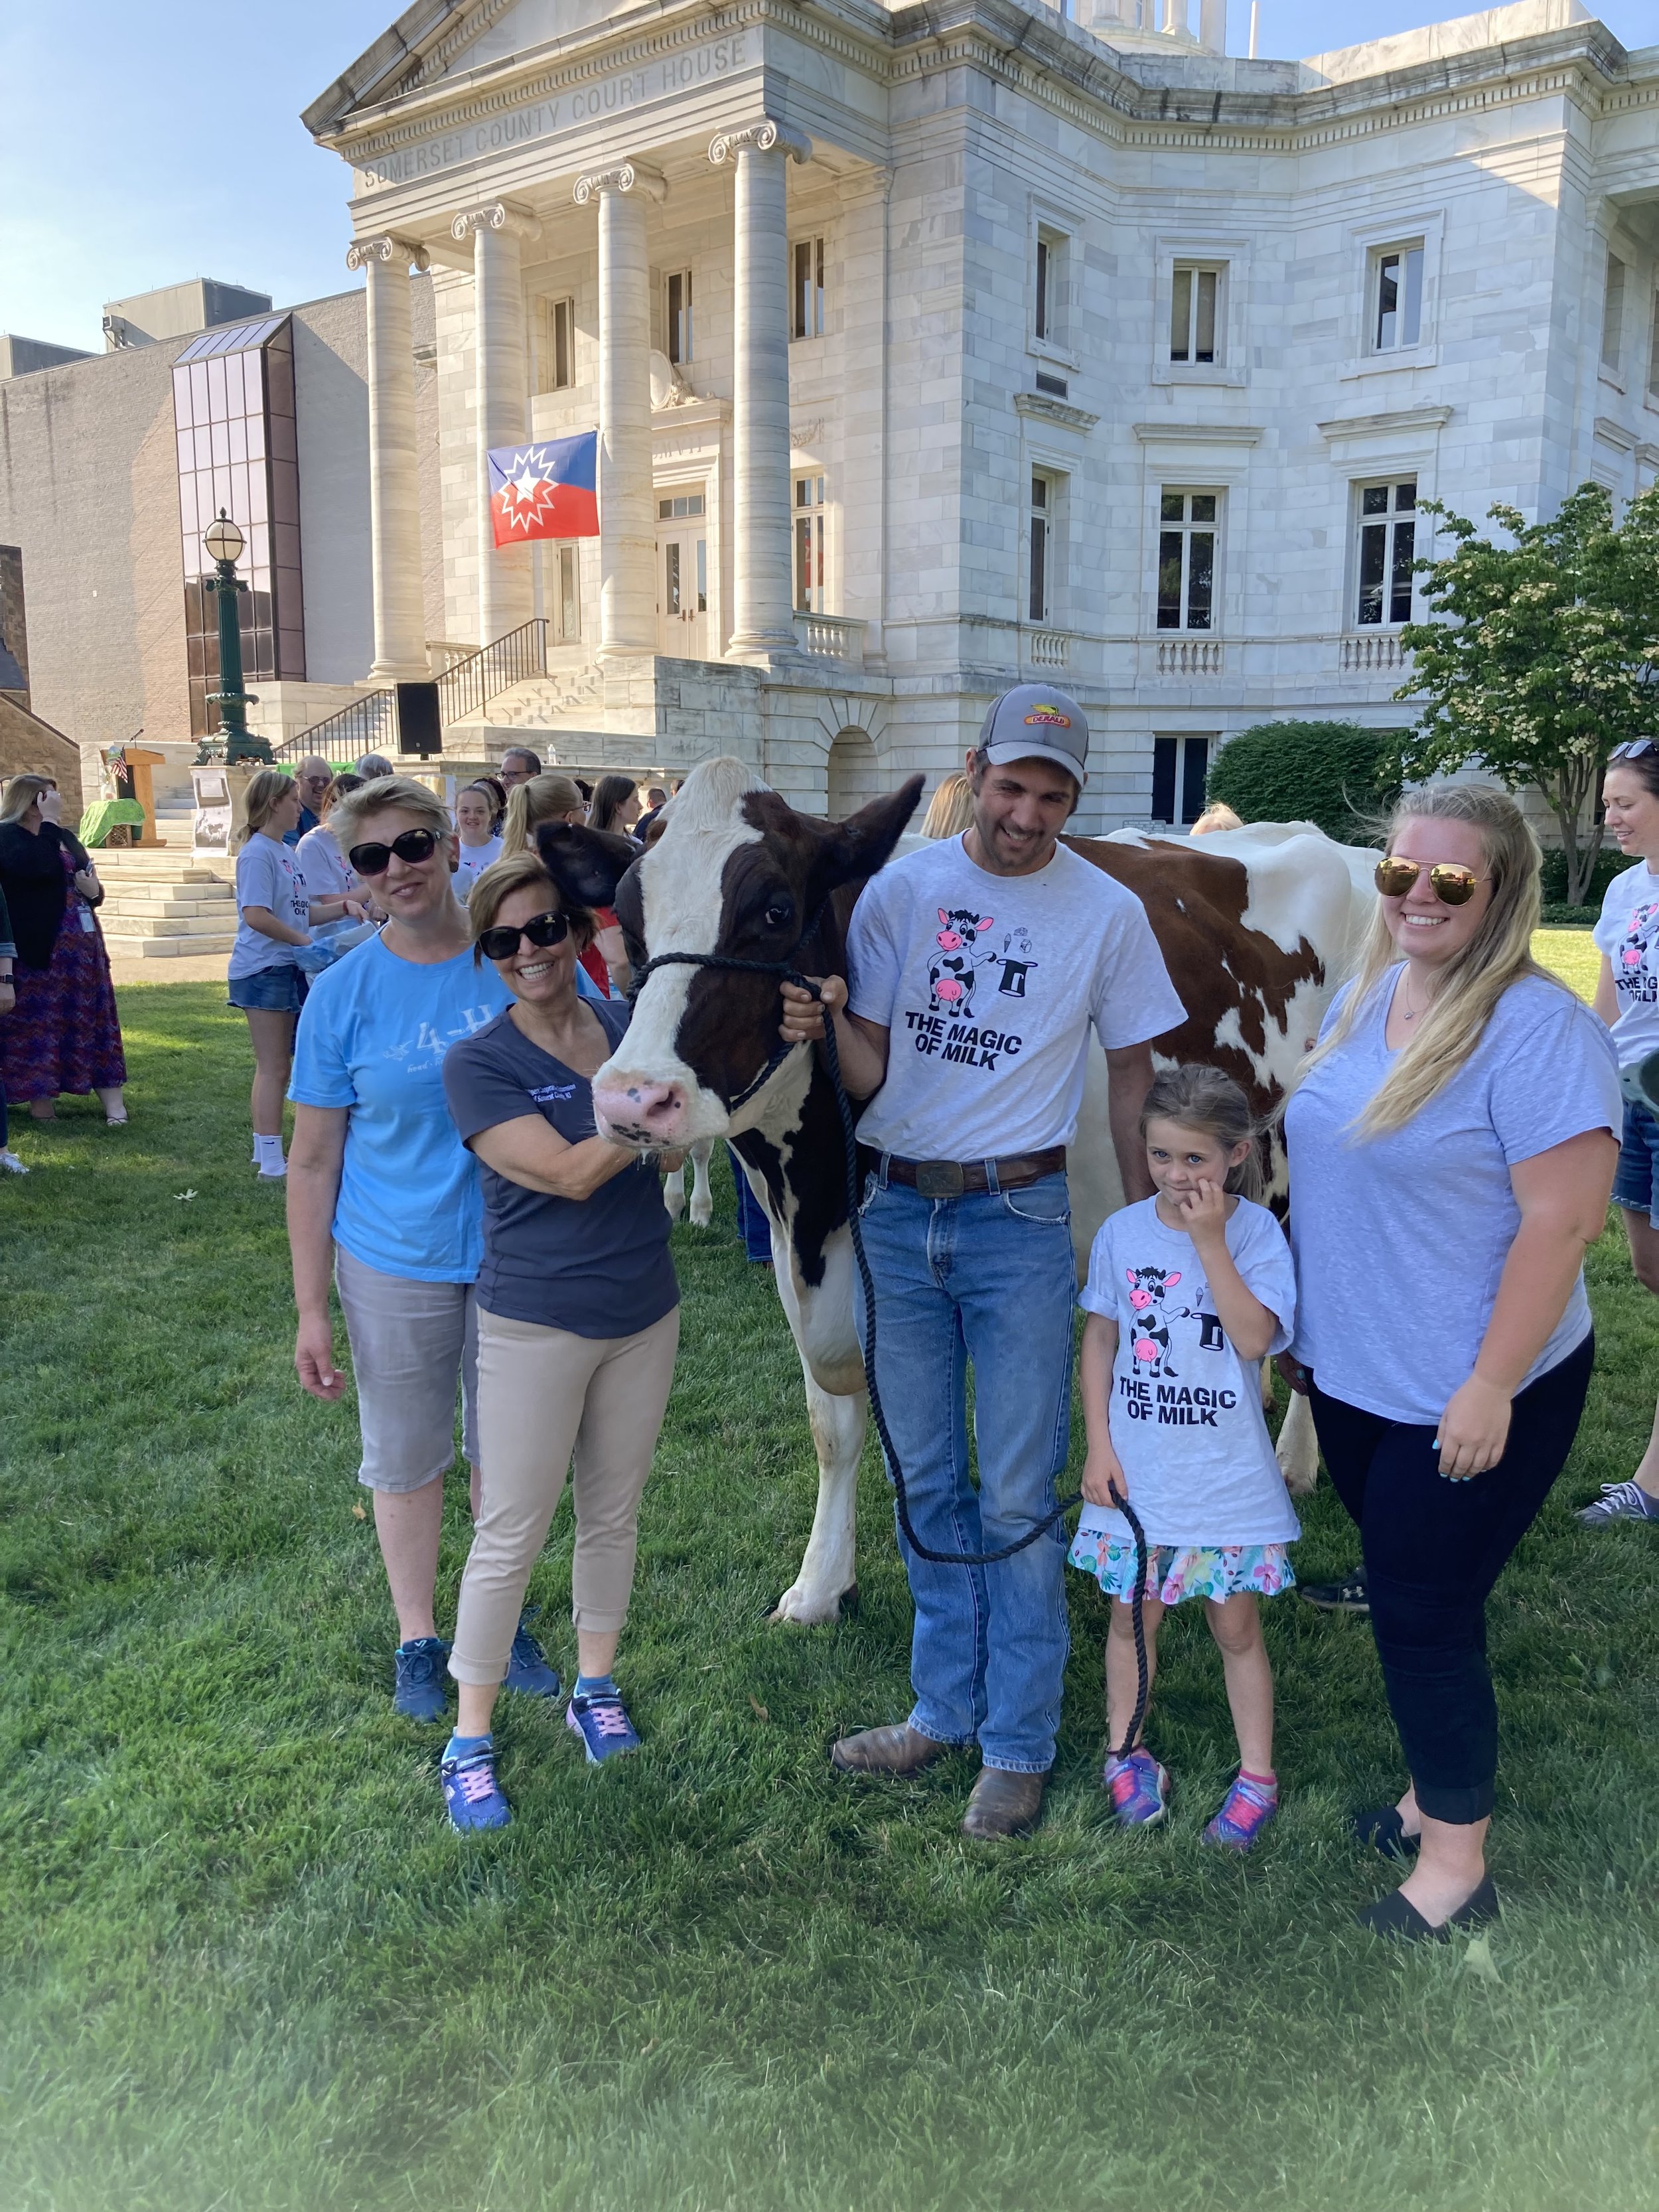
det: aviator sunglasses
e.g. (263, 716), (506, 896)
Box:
(1373, 854), (1489, 906)
(346, 827), (441, 876)
(477, 909), (571, 962)
(1610, 739), (1656, 761)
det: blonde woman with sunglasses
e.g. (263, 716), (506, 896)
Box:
(1280, 783), (1619, 1943)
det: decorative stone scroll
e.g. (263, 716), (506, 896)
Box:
(346, 234), (429, 273)
(451, 199), (542, 244)
(572, 160), (667, 206)
(708, 118), (811, 167)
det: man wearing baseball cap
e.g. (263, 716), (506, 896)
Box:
(781, 684), (1183, 1838)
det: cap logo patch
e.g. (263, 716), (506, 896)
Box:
(1023, 707), (1071, 727)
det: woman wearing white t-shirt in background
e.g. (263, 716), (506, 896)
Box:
(1283, 783), (1620, 1942)
(229, 769), (362, 1179)
(453, 782), (504, 893)
(1581, 739), (1659, 1527)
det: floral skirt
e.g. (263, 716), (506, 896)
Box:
(0, 919), (127, 1102)
(1068, 1528), (1295, 1605)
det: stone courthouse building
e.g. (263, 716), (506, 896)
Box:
(301, 0), (1659, 825)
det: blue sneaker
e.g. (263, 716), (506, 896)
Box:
(1577, 1480), (1659, 1526)
(565, 1690), (640, 1764)
(503, 1607), (561, 1699)
(393, 1636), (451, 1721)
(1104, 1748), (1169, 1828)
(441, 1749), (511, 1831)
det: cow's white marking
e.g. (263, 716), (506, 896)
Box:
(663, 1138), (715, 1227)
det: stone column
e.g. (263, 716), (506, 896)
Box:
(453, 200), (541, 650)
(573, 161), (665, 658)
(346, 234), (429, 681)
(711, 120), (810, 660)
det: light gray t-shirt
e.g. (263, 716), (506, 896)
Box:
(845, 836), (1185, 1160)
(294, 823), (353, 902)
(230, 834), (309, 979)
(1285, 970), (1621, 1424)
(1077, 1194), (1300, 1548)
(1593, 859), (1659, 1071)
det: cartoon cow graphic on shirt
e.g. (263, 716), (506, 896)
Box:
(928, 909), (999, 1015)
(1618, 899), (1659, 1007)
(1125, 1265), (1184, 1378)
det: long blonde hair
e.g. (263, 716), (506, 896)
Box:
(0, 773), (54, 825)
(922, 773), (974, 840)
(1303, 782), (1559, 1138)
(238, 768), (297, 844)
(501, 772), (585, 858)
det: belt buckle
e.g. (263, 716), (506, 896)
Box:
(915, 1160), (966, 1199)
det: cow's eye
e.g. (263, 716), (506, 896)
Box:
(762, 898), (794, 932)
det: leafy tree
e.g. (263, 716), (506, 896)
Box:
(1392, 482), (1659, 904)
(1206, 719), (1397, 844)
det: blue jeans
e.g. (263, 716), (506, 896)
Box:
(853, 1165), (1076, 1773)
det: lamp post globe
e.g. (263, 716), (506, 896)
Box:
(201, 507), (269, 765)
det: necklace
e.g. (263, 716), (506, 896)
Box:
(1398, 968), (1428, 1023)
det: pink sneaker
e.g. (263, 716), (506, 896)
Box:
(1203, 1772), (1279, 1851)
(1104, 1748), (1169, 1827)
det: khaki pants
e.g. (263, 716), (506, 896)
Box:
(449, 1303), (680, 1687)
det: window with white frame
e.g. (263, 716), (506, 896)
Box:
(1371, 243), (1424, 352)
(1028, 472), (1061, 623)
(1171, 265), (1222, 364)
(553, 542), (581, 641)
(792, 238), (825, 340)
(1355, 479), (1417, 627)
(1034, 226), (1067, 346)
(1151, 736), (1211, 827)
(538, 297), (576, 392)
(794, 475), (826, 613)
(665, 269), (693, 366)
(1602, 254), (1626, 376)
(1156, 491), (1217, 632)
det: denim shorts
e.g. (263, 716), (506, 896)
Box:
(1614, 1100), (1659, 1228)
(227, 964), (307, 1014)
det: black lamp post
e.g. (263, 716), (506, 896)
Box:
(201, 509), (271, 765)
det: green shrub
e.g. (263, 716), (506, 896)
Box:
(1206, 720), (1400, 844)
(1540, 844), (1626, 909)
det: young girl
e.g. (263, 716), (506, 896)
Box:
(453, 782), (504, 891)
(1070, 1063), (1299, 1849)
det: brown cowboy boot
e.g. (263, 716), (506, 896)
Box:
(962, 1766), (1046, 1840)
(830, 1723), (950, 1776)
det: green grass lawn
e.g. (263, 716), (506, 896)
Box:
(2, 978), (1656, 2212)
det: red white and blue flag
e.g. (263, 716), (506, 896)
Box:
(486, 432), (599, 547)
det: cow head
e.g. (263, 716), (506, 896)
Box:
(534, 757), (922, 1148)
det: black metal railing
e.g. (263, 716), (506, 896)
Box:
(278, 620), (549, 763)
(274, 688), (396, 763)
(437, 619), (547, 727)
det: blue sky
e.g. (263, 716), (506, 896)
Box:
(1, 1), (1652, 352)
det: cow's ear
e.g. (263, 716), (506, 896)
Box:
(804, 775), (924, 908)
(938, 907), (950, 924)
(1125, 1269), (1137, 1286)
(534, 822), (638, 909)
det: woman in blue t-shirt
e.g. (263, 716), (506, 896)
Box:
(438, 849), (680, 1831)
(1283, 784), (1620, 1943)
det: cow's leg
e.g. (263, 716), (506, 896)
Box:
(662, 1159), (687, 1222)
(770, 1361), (867, 1625)
(1277, 1386), (1320, 1495)
(688, 1138), (714, 1228)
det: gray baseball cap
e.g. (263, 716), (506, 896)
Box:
(976, 684), (1088, 783)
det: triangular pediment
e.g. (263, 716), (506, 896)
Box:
(304, 0), (654, 137)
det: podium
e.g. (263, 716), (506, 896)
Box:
(110, 746), (169, 847)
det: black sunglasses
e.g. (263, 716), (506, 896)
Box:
(346, 827), (441, 875)
(478, 909), (571, 962)
(1610, 739), (1656, 761)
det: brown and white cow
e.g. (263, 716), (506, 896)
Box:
(540, 757), (1374, 1625)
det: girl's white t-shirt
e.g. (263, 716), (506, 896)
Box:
(455, 835), (503, 891)
(1077, 1193), (1300, 1549)
(1593, 860), (1659, 1070)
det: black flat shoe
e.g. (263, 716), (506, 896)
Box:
(1351, 1805), (1421, 1860)
(1301, 1572), (1370, 1615)
(1356, 1874), (1500, 1945)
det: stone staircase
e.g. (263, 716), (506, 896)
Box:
(443, 647), (605, 757)
(93, 808), (237, 960)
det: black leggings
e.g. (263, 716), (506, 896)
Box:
(1308, 1333), (1594, 1825)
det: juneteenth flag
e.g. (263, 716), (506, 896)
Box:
(486, 431), (599, 546)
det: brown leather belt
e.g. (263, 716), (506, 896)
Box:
(869, 1146), (1066, 1198)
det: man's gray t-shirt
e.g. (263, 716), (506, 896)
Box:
(1285, 970), (1620, 1424)
(845, 836), (1185, 1159)
(441, 999), (678, 1340)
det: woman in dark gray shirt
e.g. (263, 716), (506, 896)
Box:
(438, 850), (680, 1830)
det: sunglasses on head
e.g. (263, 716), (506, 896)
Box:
(477, 909), (571, 962)
(1611, 739), (1656, 761)
(1373, 855), (1488, 906)
(346, 827), (441, 875)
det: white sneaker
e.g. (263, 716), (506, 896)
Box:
(0, 1149), (28, 1175)
(257, 1163), (287, 1181)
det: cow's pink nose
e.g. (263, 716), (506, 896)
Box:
(592, 1078), (689, 1144)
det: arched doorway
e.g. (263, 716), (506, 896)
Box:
(826, 726), (880, 821)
